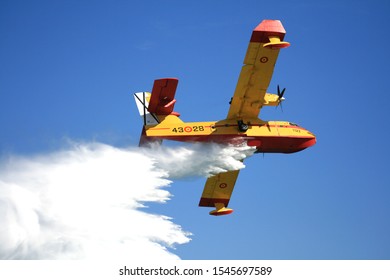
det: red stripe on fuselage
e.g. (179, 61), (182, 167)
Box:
(213, 124), (305, 130)
(147, 134), (315, 154)
(148, 127), (171, 130)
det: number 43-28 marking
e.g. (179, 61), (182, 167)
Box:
(172, 126), (204, 133)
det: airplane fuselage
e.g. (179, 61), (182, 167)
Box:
(143, 115), (316, 153)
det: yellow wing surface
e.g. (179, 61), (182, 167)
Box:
(199, 20), (289, 215)
(227, 20), (289, 120)
(199, 170), (240, 216)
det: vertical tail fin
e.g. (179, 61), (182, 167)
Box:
(133, 92), (160, 126)
(133, 92), (161, 146)
(133, 79), (180, 147)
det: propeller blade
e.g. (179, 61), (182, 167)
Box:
(276, 85), (286, 112)
(279, 100), (284, 112)
(277, 85), (286, 99)
(280, 88), (286, 98)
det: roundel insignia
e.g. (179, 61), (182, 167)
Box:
(184, 126), (192, 132)
(260, 56), (268, 63)
(219, 183), (228, 189)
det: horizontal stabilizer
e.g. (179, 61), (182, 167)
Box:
(148, 78), (179, 115)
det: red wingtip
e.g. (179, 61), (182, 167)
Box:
(255, 20), (286, 33)
(250, 19), (287, 43)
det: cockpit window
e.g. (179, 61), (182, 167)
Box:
(289, 122), (299, 127)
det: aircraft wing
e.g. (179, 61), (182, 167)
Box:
(227, 20), (290, 120)
(199, 170), (240, 216)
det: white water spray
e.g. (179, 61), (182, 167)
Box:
(0, 142), (254, 259)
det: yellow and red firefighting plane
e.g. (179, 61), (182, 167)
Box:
(133, 20), (316, 216)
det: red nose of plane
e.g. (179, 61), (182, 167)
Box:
(299, 136), (316, 150)
(297, 132), (317, 150)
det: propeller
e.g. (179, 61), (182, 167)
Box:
(276, 85), (286, 111)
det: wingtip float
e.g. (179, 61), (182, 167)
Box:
(133, 20), (316, 216)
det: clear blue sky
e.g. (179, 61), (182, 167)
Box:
(1, 0), (389, 259)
